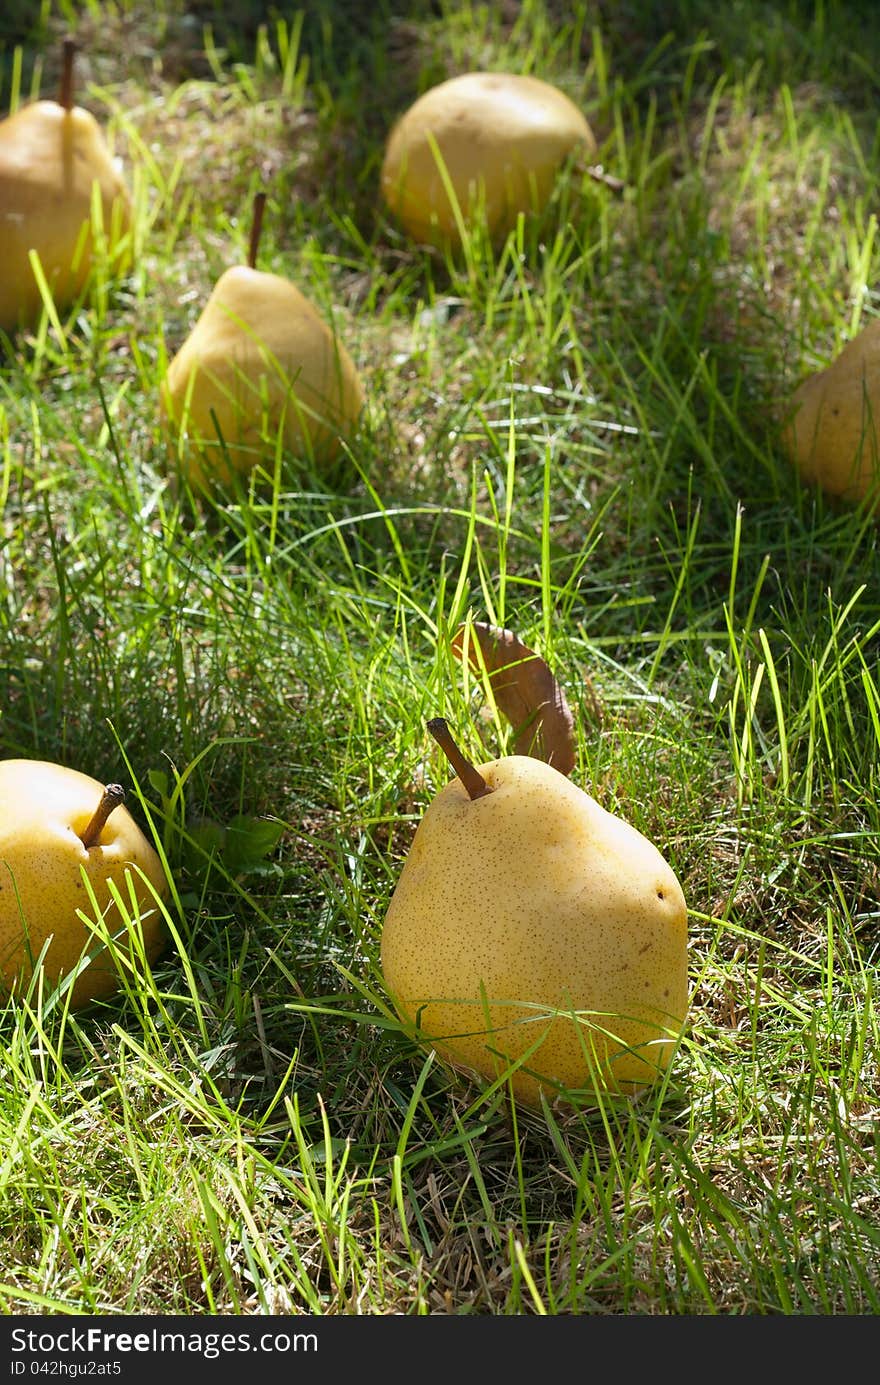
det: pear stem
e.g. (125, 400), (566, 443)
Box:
(426, 718), (493, 801)
(80, 784), (126, 849)
(247, 191), (267, 270)
(59, 36), (77, 112)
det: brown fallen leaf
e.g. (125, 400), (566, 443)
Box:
(585, 163), (627, 195)
(451, 621), (577, 777)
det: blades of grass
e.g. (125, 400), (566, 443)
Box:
(540, 443), (552, 648)
(511, 1233), (548, 1314)
(757, 627), (790, 795)
(6, 46), (23, 113)
(193, 1175), (244, 1309)
(27, 248), (69, 361)
(648, 496), (701, 687)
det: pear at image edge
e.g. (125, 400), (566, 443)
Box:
(159, 196), (366, 491)
(380, 70), (597, 249)
(380, 722), (689, 1109)
(0, 37), (132, 336)
(0, 759), (169, 1010)
(782, 317), (880, 509)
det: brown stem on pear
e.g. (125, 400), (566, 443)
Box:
(58, 36), (77, 112)
(247, 191), (267, 270)
(426, 718), (493, 800)
(79, 783), (126, 849)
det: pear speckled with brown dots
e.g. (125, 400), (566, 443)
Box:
(0, 758), (169, 1009)
(381, 753), (689, 1108)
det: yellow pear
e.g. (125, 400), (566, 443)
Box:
(381, 719), (689, 1108)
(0, 36), (132, 336)
(781, 319), (880, 509)
(0, 759), (169, 1009)
(160, 192), (365, 491)
(380, 71), (597, 249)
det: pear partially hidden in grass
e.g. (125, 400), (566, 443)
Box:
(782, 319), (880, 510)
(0, 36), (132, 336)
(380, 71), (597, 250)
(380, 718), (689, 1109)
(160, 192), (365, 492)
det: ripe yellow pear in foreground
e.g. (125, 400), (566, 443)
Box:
(380, 71), (597, 249)
(0, 37), (132, 336)
(160, 193), (365, 491)
(782, 319), (880, 509)
(381, 719), (688, 1108)
(0, 760), (169, 1009)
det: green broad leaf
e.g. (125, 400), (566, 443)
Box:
(223, 814), (285, 876)
(148, 767), (169, 799)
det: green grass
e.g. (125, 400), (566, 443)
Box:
(0, 0), (878, 1315)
